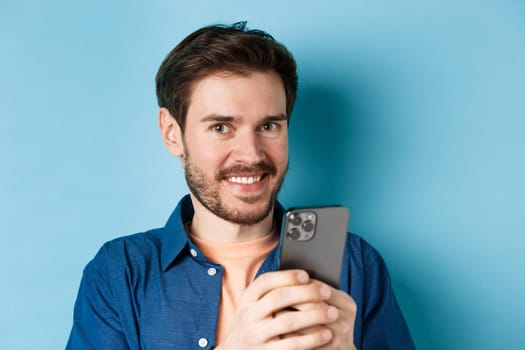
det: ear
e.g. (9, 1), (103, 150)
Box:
(158, 108), (185, 158)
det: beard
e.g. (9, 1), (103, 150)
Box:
(183, 154), (287, 225)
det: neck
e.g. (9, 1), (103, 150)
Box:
(188, 195), (275, 244)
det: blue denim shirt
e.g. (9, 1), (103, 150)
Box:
(67, 195), (415, 349)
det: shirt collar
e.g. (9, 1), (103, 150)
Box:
(160, 194), (285, 272)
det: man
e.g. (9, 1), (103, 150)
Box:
(67, 22), (415, 349)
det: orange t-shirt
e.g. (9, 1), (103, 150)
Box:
(190, 231), (279, 345)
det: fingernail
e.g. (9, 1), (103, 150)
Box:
(322, 329), (332, 341)
(320, 285), (331, 298)
(297, 271), (309, 283)
(327, 306), (338, 320)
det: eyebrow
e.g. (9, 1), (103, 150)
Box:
(264, 114), (288, 122)
(200, 113), (288, 123)
(200, 114), (238, 123)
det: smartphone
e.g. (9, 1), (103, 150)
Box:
(278, 206), (350, 288)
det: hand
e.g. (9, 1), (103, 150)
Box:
(216, 270), (338, 350)
(324, 287), (357, 350)
(290, 282), (358, 350)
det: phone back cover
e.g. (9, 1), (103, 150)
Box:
(279, 206), (349, 288)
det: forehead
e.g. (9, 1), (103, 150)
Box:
(186, 71), (287, 121)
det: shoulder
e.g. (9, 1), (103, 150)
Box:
(342, 232), (392, 291)
(344, 233), (416, 349)
(85, 228), (164, 275)
(345, 232), (385, 267)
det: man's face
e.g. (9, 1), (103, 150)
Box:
(181, 71), (288, 225)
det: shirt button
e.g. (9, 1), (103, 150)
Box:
(190, 248), (198, 257)
(207, 267), (217, 276)
(198, 337), (208, 348)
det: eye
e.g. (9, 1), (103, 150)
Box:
(211, 123), (231, 134)
(259, 122), (280, 132)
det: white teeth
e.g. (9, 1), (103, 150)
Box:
(227, 176), (261, 184)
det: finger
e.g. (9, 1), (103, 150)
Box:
(291, 301), (328, 311)
(247, 307), (332, 344)
(277, 326), (322, 347)
(266, 326), (333, 350)
(258, 282), (332, 316)
(328, 289), (358, 314)
(312, 280), (357, 313)
(242, 270), (310, 303)
(262, 304), (339, 338)
(280, 325), (326, 338)
(288, 281), (332, 311)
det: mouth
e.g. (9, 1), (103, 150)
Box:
(225, 175), (264, 185)
(222, 173), (270, 198)
(218, 162), (276, 187)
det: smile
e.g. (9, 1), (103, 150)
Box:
(226, 176), (263, 184)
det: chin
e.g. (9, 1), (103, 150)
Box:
(222, 197), (275, 225)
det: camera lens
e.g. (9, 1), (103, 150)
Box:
(286, 228), (300, 240)
(302, 220), (314, 232)
(291, 214), (302, 226)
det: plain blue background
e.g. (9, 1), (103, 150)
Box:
(2, 1), (524, 349)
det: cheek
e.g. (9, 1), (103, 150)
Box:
(268, 140), (288, 166)
(185, 139), (228, 168)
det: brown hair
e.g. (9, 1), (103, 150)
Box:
(155, 21), (298, 131)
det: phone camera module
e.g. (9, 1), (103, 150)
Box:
(286, 210), (317, 241)
(286, 228), (301, 240)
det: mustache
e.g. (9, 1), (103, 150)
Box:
(217, 161), (277, 179)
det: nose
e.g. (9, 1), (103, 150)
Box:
(231, 131), (266, 164)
